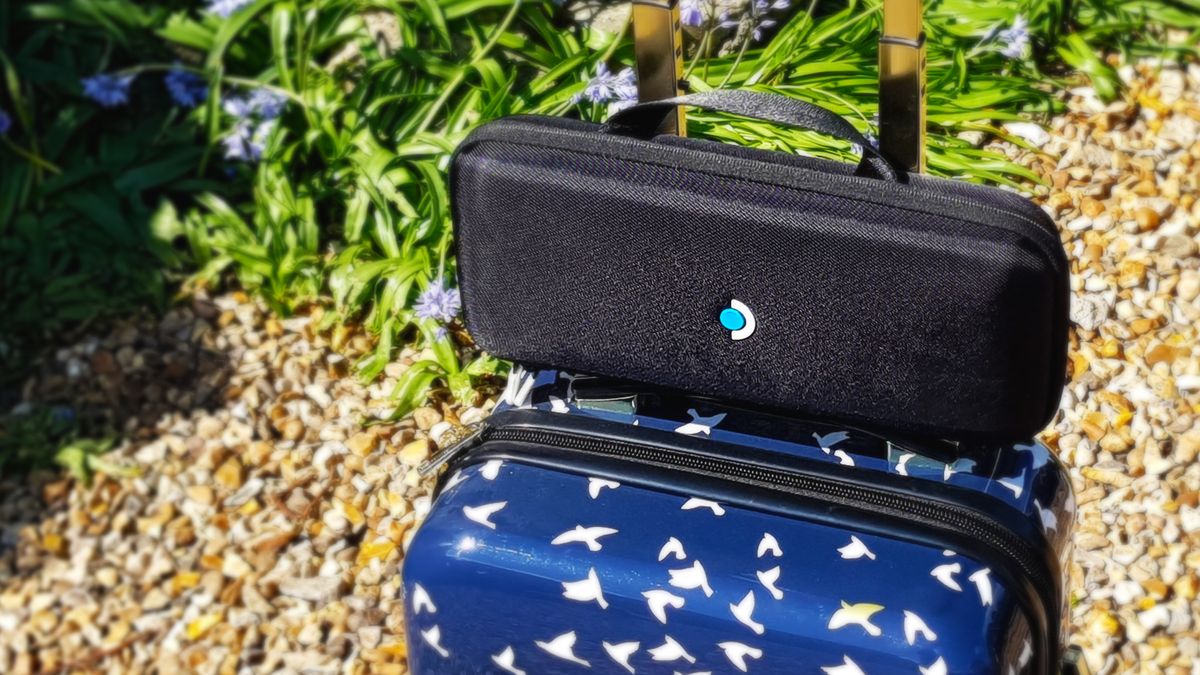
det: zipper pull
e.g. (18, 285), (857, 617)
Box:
(419, 422), (488, 477)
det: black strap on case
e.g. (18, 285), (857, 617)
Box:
(604, 90), (903, 182)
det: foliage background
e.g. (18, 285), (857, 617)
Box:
(0, 0), (1197, 472)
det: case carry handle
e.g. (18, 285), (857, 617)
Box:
(629, 0), (926, 172)
(605, 90), (903, 182)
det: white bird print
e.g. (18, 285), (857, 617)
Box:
(903, 610), (938, 644)
(821, 656), (866, 675)
(558, 371), (582, 400)
(549, 396), (570, 413)
(1035, 499), (1058, 534)
(943, 457), (976, 481)
(462, 501), (506, 529)
(969, 567), (993, 606)
(930, 562), (963, 591)
(837, 536), (876, 561)
(757, 566), (783, 600)
(674, 409), (726, 436)
(680, 498), (725, 516)
(1019, 637), (1033, 667)
(643, 589), (686, 624)
(491, 646), (526, 675)
(730, 591), (764, 635)
(943, 549), (957, 556)
(896, 452), (915, 476)
(997, 478), (1023, 498)
(443, 469), (468, 491)
(833, 450), (855, 467)
(669, 560), (714, 597)
(659, 537), (687, 561)
(553, 525), (619, 552)
(757, 533), (782, 558)
(480, 459), (503, 480)
(602, 641), (639, 674)
(588, 477), (620, 499)
(648, 636), (695, 664)
(411, 583), (436, 614)
(812, 431), (850, 454)
(420, 625), (449, 658)
(717, 642), (763, 673)
(827, 601), (885, 636)
(535, 631), (590, 667)
(563, 568), (608, 608)
(500, 367), (535, 408)
(920, 657), (948, 675)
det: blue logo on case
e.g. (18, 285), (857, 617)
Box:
(721, 300), (756, 341)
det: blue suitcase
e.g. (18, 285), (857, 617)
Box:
(401, 368), (1077, 674)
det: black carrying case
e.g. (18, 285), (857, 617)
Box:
(451, 91), (1068, 441)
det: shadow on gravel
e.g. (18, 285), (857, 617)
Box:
(0, 297), (233, 582)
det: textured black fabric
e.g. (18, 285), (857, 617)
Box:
(606, 91), (900, 181)
(451, 102), (1069, 442)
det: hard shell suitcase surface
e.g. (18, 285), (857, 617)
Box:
(402, 369), (1075, 674)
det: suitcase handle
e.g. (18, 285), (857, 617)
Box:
(604, 90), (903, 182)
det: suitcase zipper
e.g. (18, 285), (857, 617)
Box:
(434, 423), (1058, 638)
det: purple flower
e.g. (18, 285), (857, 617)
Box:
(681, 0), (707, 27)
(222, 119), (274, 162)
(0, 109), (10, 135)
(50, 405), (76, 426)
(248, 89), (287, 119)
(207, 0), (255, 18)
(576, 63), (638, 113)
(224, 89), (288, 121)
(165, 68), (208, 108)
(748, 0), (790, 42)
(414, 282), (462, 323)
(997, 15), (1030, 59)
(81, 74), (135, 108)
(851, 129), (879, 156)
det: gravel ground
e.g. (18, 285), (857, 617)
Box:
(1, 63), (1198, 674)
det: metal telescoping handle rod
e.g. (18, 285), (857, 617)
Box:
(879, 0), (926, 173)
(632, 0), (687, 136)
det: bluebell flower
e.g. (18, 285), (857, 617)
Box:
(997, 15), (1030, 59)
(50, 405), (76, 426)
(81, 74), (135, 108)
(0, 109), (11, 136)
(207, 0), (255, 18)
(851, 129), (879, 156)
(576, 64), (638, 114)
(165, 68), (208, 108)
(724, 0), (792, 41)
(745, 0), (790, 41)
(680, 0), (707, 27)
(414, 282), (462, 323)
(224, 89), (288, 121)
(248, 89), (287, 120)
(222, 120), (274, 162)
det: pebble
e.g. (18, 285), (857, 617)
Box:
(0, 286), (462, 673)
(1014, 62), (1200, 674)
